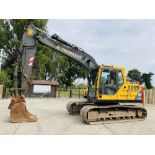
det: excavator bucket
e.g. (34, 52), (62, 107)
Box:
(8, 96), (38, 123)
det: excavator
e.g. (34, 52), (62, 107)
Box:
(8, 24), (147, 124)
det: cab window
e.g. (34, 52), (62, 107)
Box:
(118, 71), (123, 88)
(99, 69), (117, 95)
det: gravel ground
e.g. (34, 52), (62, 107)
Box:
(0, 98), (155, 135)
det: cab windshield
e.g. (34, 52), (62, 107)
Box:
(99, 69), (123, 95)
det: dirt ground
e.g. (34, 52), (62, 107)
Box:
(0, 98), (155, 135)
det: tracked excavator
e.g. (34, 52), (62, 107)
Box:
(9, 24), (147, 124)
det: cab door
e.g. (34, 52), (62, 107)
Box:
(98, 69), (117, 101)
(116, 70), (128, 101)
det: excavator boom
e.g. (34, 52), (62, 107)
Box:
(21, 25), (98, 95)
(9, 24), (98, 123)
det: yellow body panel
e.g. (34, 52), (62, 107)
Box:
(83, 85), (95, 98)
(83, 87), (88, 98)
(96, 82), (142, 101)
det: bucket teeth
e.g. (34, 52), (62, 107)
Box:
(9, 96), (38, 123)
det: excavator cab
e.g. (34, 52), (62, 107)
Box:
(95, 65), (126, 103)
(94, 65), (144, 105)
(86, 66), (125, 103)
(99, 69), (117, 95)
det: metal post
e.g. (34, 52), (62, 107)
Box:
(70, 89), (72, 98)
(58, 90), (60, 98)
(79, 89), (80, 98)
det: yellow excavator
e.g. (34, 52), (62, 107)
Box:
(8, 24), (147, 124)
(83, 87), (88, 98)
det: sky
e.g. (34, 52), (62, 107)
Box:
(47, 19), (155, 85)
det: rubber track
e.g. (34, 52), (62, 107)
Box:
(66, 101), (93, 115)
(80, 105), (147, 124)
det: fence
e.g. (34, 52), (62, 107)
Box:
(0, 85), (3, 99)
(1, 87), (85, 99)
(2, 87), (155, 103)
(56, 88), (84, 98)
(145, 89), (155, 104)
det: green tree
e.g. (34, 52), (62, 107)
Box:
(127, 69), (141, 82)
(141, 72), (154, 89)
(0, 70), (10, 97)
(0, 70), (10, 86)
(33, 49), (88, 88)
(0, 19), (48, 54)
(0, 20), (16, 54)
(58, 58), (88, 88)
(127, 69), (154, 89)
(0, 19), (48, 89)
(0, 19), (88, 90)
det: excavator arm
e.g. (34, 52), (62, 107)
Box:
(9, 24), (98, 123)
(21, 24), (98, 95)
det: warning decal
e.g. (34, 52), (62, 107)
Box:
(28, 56), (34, 66)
